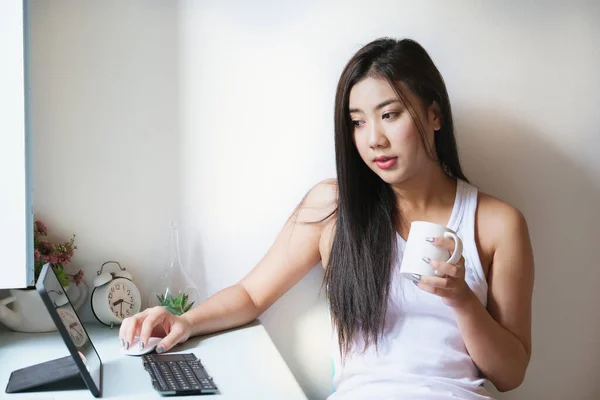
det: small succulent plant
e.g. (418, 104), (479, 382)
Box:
(157, 292), (194, 316)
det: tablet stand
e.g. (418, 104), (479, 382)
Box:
(5, 355), (87, 393)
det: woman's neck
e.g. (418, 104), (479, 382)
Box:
(391, 165), (457, 212)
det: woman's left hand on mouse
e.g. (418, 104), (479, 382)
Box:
(119, 306), (192, 353)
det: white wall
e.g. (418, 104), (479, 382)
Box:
(28, 0), (182, 313)
(22, 1), (600, 399)
(0, 0), (30, 289)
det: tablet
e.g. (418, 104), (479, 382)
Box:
(35, 263), (103, 397)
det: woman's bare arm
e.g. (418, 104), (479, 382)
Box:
(452, 197), (534, 392)
(181, 180), (338, 337)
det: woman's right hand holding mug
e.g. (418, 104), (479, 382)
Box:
(119, 306), (193, 353)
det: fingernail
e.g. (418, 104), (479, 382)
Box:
(156, 345), (164, 354)
(425, 237), (435, 242)
(422, 257), (431, 264)
(120, 338), (124, 348)
(413, 280), (419, 286)
(125, 341), (130, 350)
(139, 342), (145, 351)
(412, 273), (421, 281)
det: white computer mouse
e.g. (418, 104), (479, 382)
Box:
(122, 336), (163, 356)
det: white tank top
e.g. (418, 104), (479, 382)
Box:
(329, 179), (494, 400)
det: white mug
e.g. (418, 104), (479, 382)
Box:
(399, 221), (463, 279)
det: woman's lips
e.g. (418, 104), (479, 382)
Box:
(374, 157), (398, 170)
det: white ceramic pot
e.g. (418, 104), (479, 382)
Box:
(0, 283), (87, 333)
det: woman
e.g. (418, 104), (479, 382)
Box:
(120, 37), (534, 399)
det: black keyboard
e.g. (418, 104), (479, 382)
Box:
(141, 353), (218, 396)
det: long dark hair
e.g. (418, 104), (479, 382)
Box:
(325, 37), (468, 357)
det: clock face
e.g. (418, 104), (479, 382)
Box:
(58, 308), (87, 348)
(107, 279), (140, 320)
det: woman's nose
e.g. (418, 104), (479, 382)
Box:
(368, 121), (388, 148)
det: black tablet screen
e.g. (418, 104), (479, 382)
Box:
(36, 263), (102, 397)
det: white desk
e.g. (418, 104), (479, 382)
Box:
(0, 321), (308, 399)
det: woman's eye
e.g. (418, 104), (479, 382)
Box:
(383, 112), (398, 120)
(352, 120), (364, 127)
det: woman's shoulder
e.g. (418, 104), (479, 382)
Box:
(308, 178), (338, 199)
(476, 190), (530, 251)
(293, 179), (339, 266)
(294, 178), (338, 223)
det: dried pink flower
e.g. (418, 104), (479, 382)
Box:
(33, 219), (80, 286)
(34, 220), (48, 236)
(39, 240), (53, 253)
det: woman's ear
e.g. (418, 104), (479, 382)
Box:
(428, 101), (442, 131)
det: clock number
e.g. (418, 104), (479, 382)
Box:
(111, 286), (115, 293)
(127, 290), (131, 295)
(126, 309), (130, 316)
(130, 296), (134, 302)
(116, 284), (120, 290)
(114, 311), (119, 317)
(108, 293), (113, 299)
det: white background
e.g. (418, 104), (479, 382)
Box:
(9, 1), (600, 399)
(0, 0), (29, 289)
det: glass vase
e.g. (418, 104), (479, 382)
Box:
(148, 221), (199, 315)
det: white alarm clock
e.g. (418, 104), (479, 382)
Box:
(91, 261), (142, 327)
